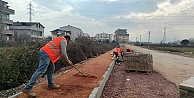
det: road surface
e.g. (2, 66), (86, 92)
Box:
(125, 44), (194, 86)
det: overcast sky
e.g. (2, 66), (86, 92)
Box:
(5, 0), (194, 43)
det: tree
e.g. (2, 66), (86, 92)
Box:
(112, 40), (115, 43)
(105, 39), (110, 43)
(181, 39), (190, 46)
(189, 38), (194, 46)
(46, 35), (52, 41)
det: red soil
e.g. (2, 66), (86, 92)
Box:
(17, 51), (113, 98)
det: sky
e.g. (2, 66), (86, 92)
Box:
(5, 0), (194, 43)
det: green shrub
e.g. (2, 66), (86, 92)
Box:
(0, 42), (45, 90)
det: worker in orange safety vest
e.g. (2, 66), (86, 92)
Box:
(112, 45), (123, 61)
(22, 35), (73, 98)
(126, 48), (133, 52)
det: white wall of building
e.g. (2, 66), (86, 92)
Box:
(95, 32), (113, 42)
(59, 25), (83, 41)
(10, 23), (44, 39)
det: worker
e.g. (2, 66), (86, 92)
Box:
(126, 48), (132, 52)
(112, 45), (123, 61)
(22, 35), (73, 98)
(119, 46), (124, 60)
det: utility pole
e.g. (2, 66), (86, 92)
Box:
(140, 34), (141, 43)
(0, 29), (2, 47)
(174, 37), (175, 44)
(27, 2), (34, 41)
(163, 27), (166, 44)
(27, 2), (34, 22)
(148, 31), (150, 47)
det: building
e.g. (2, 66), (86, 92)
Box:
(0, 0), (15, 41)
(83, 33), (90, 37)
(95, 32), (113, 43)
(59, 25), (83, 41)
(10, 22), (44, 41)
(114, 29), (129, 43)
(90, 37), (95, 42)
(50, 29), (71, 39)
(51, 25), (83, 41)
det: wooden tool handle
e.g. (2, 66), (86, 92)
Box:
(72, 65), (86, 76)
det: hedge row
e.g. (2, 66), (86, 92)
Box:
(0, 37), (115, 90)
(0, 42), (43, 90)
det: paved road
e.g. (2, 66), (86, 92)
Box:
(125, 44), (194, 86)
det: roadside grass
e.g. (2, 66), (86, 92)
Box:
(150, 46), (194, 57)
(158, 47), (194, 53)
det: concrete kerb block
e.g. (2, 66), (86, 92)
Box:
(99, 73), (108, 91)
(88, 87), (99, 98)
(88, 94), (96, 98)
(88, 86), (104, 98)
(8, 92), (23, 98)
(102, 71), (108, 83)
(88, 60), (115, 98)
(96, 87), (103, 98)
(179, 76), (194, 98)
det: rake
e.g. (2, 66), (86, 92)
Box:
(72, 65), (96, 78)
(61, 59), (96, 78)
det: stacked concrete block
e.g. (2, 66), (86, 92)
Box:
(124, 52), (153, 73)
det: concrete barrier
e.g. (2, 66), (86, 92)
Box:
(179, 76), (194, 98)
(88, 60), (115, 98)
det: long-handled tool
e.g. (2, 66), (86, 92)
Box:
(72, 65), (86, 77)
(61, 58), (96, 78)
(72, 65), (97, 78)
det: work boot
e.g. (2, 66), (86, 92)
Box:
(48, 84), (60, 89)
(22, 88), (36, 98)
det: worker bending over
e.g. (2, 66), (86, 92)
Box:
(112, 45), (123, 61)
(22, 35), (73, 98)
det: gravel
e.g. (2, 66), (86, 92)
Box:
(101, 62), (180, 98)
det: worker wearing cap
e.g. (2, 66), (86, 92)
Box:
(22, 35), (73, 98)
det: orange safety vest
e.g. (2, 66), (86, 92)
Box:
(114, 48), (122, 54)
(126, 48), (131, 50)
(41, 37), (67, 63)
(120, 48), (123, 52)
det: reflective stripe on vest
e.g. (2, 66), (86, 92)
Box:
(41, 37), (66, 63)
(46, 41), (60, 59)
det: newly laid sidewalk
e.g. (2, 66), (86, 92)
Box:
(16, 50), (114, 98)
